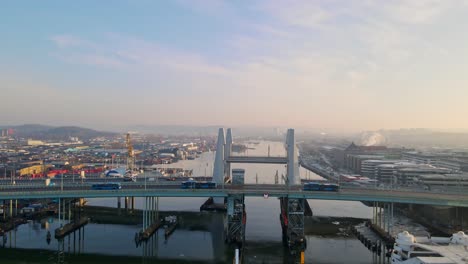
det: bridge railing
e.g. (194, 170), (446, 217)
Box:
(0, 181), (182, 191)
(1, 185), (468, 207)
(0, 181), (467, 197)
(0, 188), (230, 198)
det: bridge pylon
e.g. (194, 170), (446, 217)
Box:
(280, 197), (306, 256)
(225, 128), (233, 181)
(286, 129), (300, 186)
(213, 128), (225, 185)
(214, 127), (300, 185)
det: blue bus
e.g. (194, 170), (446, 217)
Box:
(181, 181), (217, 189)
(197, 181), (217, 189)
(303, 182), (322, 191)
(303, 182), (339, 192)
(91, 183), (121, 190)
(320, 183), (339, 192)
(181, 181), (197, 189)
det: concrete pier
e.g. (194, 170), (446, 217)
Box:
(55, 217), (89, 239)
(279, 197), (306, 257)
(225, 194), (245, 246)
(136, 221), (162, 243)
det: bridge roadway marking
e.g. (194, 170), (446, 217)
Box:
(1, 184), (468, 207)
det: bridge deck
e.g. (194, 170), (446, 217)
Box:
(1, 184), (467, 207)
(226, 156), (288, 164)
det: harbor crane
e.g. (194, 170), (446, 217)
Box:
(126, 133), (136, 175)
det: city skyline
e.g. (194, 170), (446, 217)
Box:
(2, 1), (468, 131)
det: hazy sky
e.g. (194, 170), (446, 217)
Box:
(1, 1), (468, 132)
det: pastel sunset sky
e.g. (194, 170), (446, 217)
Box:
(1, 1), (468, 132)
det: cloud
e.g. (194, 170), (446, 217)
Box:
(42, 0), (468, 130)
(50, 35), (95, 49)
(50, 34), (232, 76)
(52, 52), (127, 68)
(261, 1), (332, 29)
(175, 0), (237, 19)
(380, 0), (453, 24)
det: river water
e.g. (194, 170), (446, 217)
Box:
(2, 141), (388, 263)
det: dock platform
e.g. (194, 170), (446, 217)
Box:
(135, 221), (162, 244)
(55, 217), (89, 238)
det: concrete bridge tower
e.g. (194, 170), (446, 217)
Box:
(286, 129), (300, 185)
(225, 128), (233, 180)
(214, 127), (300, 185)
(213, 128), (225, 185)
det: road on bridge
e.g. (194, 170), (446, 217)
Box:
(1, 181), (468, 207)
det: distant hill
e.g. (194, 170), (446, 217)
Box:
(127, 125), (222, 136)
(1, 124), (53, 134)
(1, 124), (117, 141)
(125, 125), (288, 137)
(45, 126), (117, 140)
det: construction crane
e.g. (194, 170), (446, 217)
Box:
(126, 133), (136, 175)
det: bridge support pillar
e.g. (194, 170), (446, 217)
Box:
(377, 203), (382, 229)
(280, 197), (306, 257)
(225, 194), (245, 248)
(68, 199), (71, 222)
(143, 197), (147, 230)
(117, 197), (121, 215)
(382, 203), (385, 230)
(385, 203), (389, 234)
(137, 196), (161, 245)
(58, 198), (61, 227)
(372, 202), (375, 225)
(390, 203), (394, 235)
(9, 199), (12, 218)
(148, 197), (151, 227)
(374, 202), (378, 226)
(148, 197), (152, 227)
(62, 199), (66, 223)
(383, 202), (393, 236)
(381, 204), (384, 231)
(213, 128), (225, 186)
